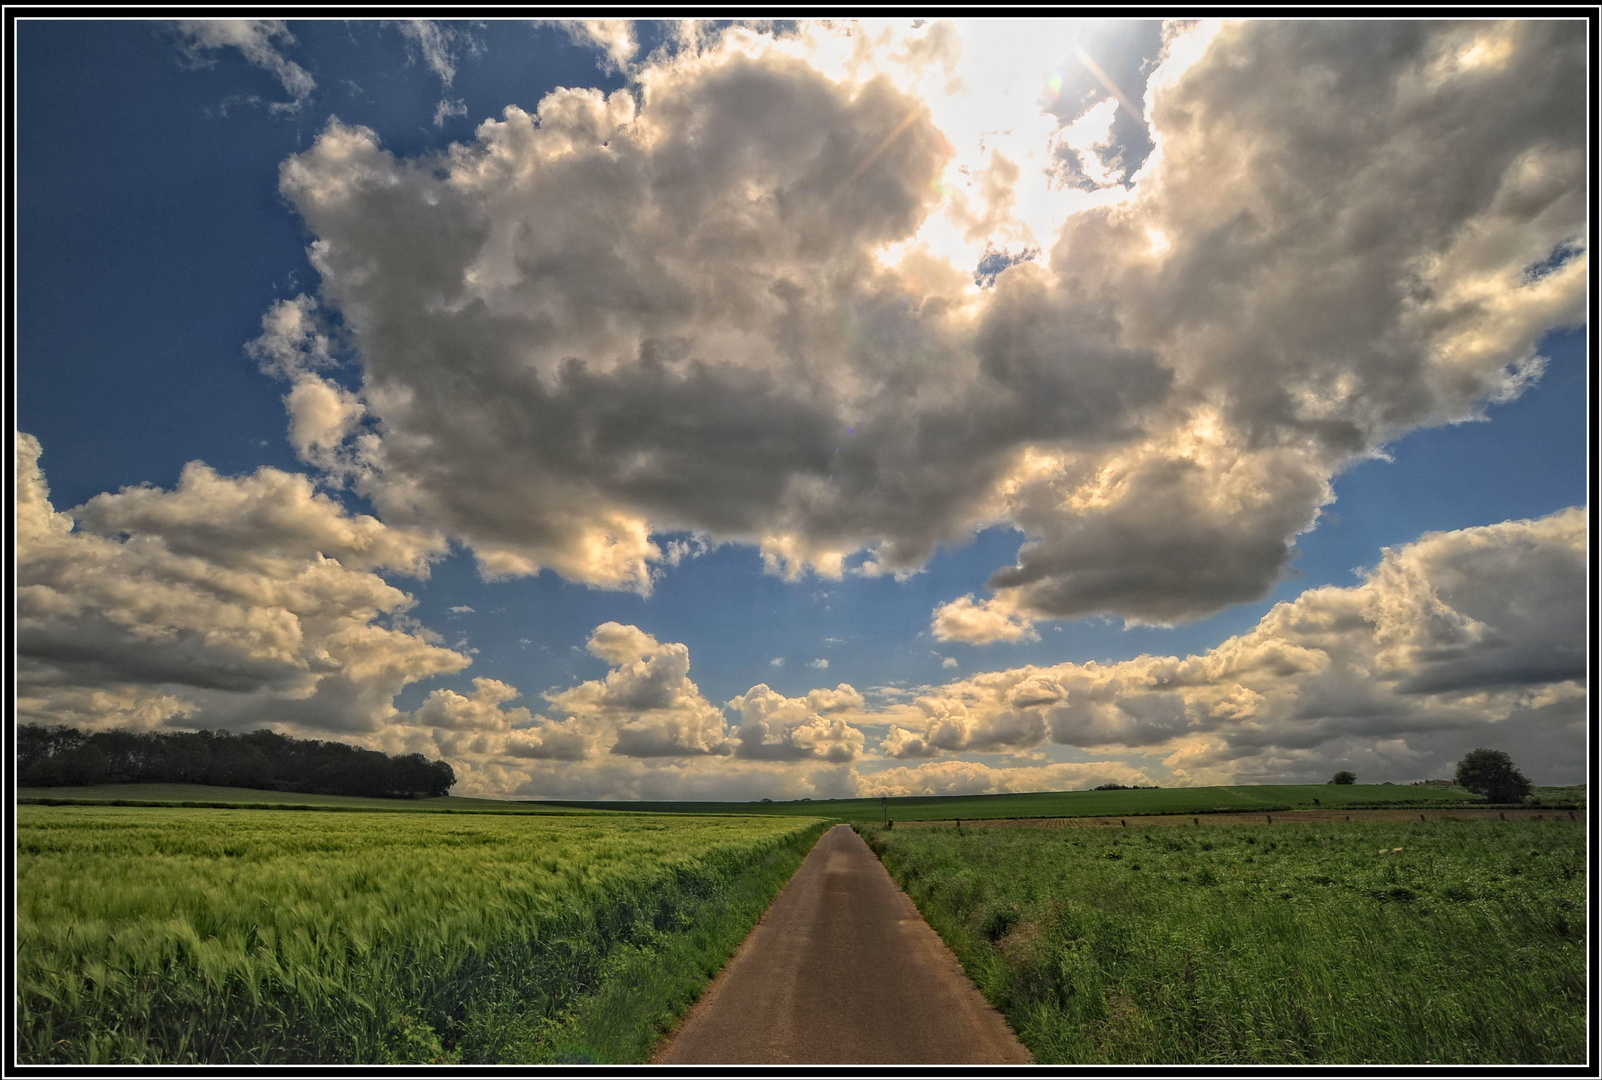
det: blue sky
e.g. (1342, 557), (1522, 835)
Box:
(16, 19), (1589, 798)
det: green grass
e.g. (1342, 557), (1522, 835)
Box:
(859, 818), (1585, 1064)
(17, 805), (826, 1064)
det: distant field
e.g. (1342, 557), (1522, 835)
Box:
(17, 805), (825, 1063)
(542, 783), (1560, 821)
(861, 817), (1585, 1064)
(17, 781), (1583, 820)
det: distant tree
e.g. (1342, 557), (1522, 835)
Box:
(1455, 748), (1532, 804)
(15, 723), (455, 799)
(1330, 771), (1357, 785)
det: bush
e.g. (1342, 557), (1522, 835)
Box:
(1329, 771), (1356, 785)
(1455, 748), (1532, 804)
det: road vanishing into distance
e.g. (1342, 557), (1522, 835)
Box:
(653, 824), (1031, 1065)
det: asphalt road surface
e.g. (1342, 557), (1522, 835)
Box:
(653, 824), (1031, 1065)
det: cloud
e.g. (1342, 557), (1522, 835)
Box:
(397, 19), (464, 85)
(260, 20), (1583, 631)
(173, 19), (315, 112)
(543, 622), (733, 757)
(807, 658), (829, 670)
(556, 19), (639, 74)
(412, 678), (589, 761)
(942, 657), (958, 669)
(395, 20), (477, 127)
(726, 683), (868, 762)
(931, 593), (1039, 644)
(273, 505), (1581, 796)
(858, 759), (1155, 798)
(16, 432), (464, 736)
(433, 98), (469, 127)
(885, 507), (1588, 784)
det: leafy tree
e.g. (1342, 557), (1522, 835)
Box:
(1454, 748), (1532, 804)
(1330, 771), (1357, 785)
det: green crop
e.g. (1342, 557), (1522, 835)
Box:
(17, 806), (825, 1064)
(861, 819), (1585, 1064)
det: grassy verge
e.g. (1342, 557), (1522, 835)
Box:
(18, 806), (825, 1064)
(860, 818), (1585, 1064)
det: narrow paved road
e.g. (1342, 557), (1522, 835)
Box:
(653, 824), (1031, 1065)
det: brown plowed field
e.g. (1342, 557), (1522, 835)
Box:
(891, 806), (1578, 829)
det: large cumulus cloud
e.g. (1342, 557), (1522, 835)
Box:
(256, 19), (1583, 637)
(16, 432), (465, 735)
(891, 506), (1588, 785)
(542, 622), (735, 757)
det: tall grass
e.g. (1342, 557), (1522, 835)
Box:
(861, 819), (1585, 1064)
(17, 806), (825, 1064)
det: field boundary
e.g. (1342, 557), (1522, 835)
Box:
(891, 806), (1581, 829)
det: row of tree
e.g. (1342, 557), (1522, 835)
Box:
(16, 724), (455, 799)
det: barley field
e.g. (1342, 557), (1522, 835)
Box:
(17, 805), (825, 1064)
(860, 818), (1586, 1064)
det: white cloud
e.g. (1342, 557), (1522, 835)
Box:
(556, 19), (638, 74)
(395, 20), (477, 127)
(350, 506), (1584, 795)
(16, 432), (463, 736)
(397, 19), (463, 85)
(543, 622), (733, 757)
(931, 593), (1039, 644)
(246, 295), (338, 380)
(807, 658), (830, 670)
(173, 19), (315, 112)
(886, 507), (1588, 784)
(433, 98), (469, 127)
(942, 657), (958, 669)
(260, 20), (1583, 631)
(770, 657), (785, 667)
(726, 683), (868, 762)
(858, 759), (1154, 798)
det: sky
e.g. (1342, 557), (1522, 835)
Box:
(14, 18), (1591, 800)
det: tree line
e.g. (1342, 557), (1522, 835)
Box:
(16, 724), (455, 799)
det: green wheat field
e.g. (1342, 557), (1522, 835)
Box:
(16, 805), (824, 1064)
(14, 784), (1587, 1065)
(860, 818), (1585, 1064)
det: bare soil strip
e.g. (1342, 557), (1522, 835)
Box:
(893, 806), (1577, 829)
(652, 824), (1031, 1065)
